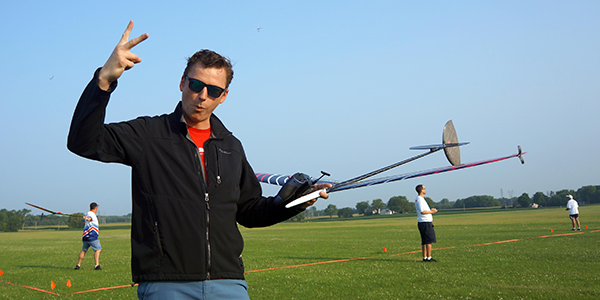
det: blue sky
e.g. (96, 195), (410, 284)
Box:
(1, 1), (599, 216)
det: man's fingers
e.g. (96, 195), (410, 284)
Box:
(123, 51), (142, 64)
(124, 33), (149, 50)
(119, 21), (135, 45)
(118, 21), (148, 51)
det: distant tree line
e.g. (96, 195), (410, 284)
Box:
(0, 210), (133, 232)
(21, 213), (132, 228)
(3, 186), (598, 228)
(286, 184), (600, 220)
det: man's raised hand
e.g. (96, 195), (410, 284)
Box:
(98, 21), (148, 91)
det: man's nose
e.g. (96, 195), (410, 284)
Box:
(196, 86), (208, 101)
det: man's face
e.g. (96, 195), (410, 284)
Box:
(180, 63), (229, 129)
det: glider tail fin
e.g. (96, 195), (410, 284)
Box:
(517, 145), (525, 164)
(443, 120), (461, 166)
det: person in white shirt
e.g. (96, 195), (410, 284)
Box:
(415, 185), (438, 262)
(75, 202), (102, 270)
(565, 195), (581, 231)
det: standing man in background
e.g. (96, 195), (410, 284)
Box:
(415, 185), (438, 262)
(566, 195), (581, 231)
(75, 202), (102, 270)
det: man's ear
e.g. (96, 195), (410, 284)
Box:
(219, 89), (229, 104)
(179, 75), (186, 92)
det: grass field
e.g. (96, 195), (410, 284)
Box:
(1, 205), (599, 299)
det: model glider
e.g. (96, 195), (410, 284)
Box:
(25, 202), (80, 217)
(256, 120), (526, 208)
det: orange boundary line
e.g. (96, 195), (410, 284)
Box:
(0, 280), (59, 296)
(533, 232), (584, 239)
(389, 250), (421, 256)
(469, 239), (523, 246)
(71, 283), (138, 295)
(245, 256), (378, 273)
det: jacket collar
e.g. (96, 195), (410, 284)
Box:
(172, 101), (231, 139)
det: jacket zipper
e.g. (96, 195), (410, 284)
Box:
(201, 140), (212, 280)
(186, 130), (213, 280)
(205, 192), (211, 280)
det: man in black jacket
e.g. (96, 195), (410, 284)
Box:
(67, 21), (330, 299)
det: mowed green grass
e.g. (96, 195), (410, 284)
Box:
(1, 206), (599, 299)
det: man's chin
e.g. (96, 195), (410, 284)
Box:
(184, 114), (210, 128)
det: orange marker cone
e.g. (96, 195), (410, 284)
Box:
(550, 229), (554, 233)
(559, 221), (561, 223)
(0, 269), (4, 276)
(51, 281), (56, 290)
(383, 247), (387, 252)
(67, 279), (72, 288)
(586, 225), (588, 229)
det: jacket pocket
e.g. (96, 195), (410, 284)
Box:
(214, 147), (242, 190)
(153, 221), (164, 256)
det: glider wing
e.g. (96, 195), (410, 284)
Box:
(326, 147), (526, 192)
(25, 202), (79, 217)
(256, 147), (525, 194)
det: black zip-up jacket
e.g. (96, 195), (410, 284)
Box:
(68, 69), (303, 282)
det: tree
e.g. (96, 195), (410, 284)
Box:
(388, 196), (413, 213)
(337, 207), (354, 218)
(0, 209), (30, 232)
(454, 195), (500, 208)
(517, 193), (530, 208)
(387, 196), (403, 214)
(289, 211), (305, 222)
(356, 201), (370, 215)
(438, 198), (453, 209)
(305, 206), (317, 218)
(547, 189), (576, 206)
(68, 213), (85, 228)
(324, 204), (338, 218)
(577, 185), (598, 204)
(532, 192), (547, 207)
(371, 199), (386, 214)
(402, 198), (415, 213)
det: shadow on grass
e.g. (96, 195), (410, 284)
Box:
(17, 265), (73, 270)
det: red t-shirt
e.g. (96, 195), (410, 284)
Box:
(187, 126), (211, 168)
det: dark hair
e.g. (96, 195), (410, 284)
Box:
(184, 49), (234, 88)
(415, 185), (424, 194)
(90, 202), (98, 210)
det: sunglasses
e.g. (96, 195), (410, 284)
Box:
(185, 76), (226, 98)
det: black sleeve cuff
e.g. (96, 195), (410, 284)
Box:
(93, 67), (118, 93)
